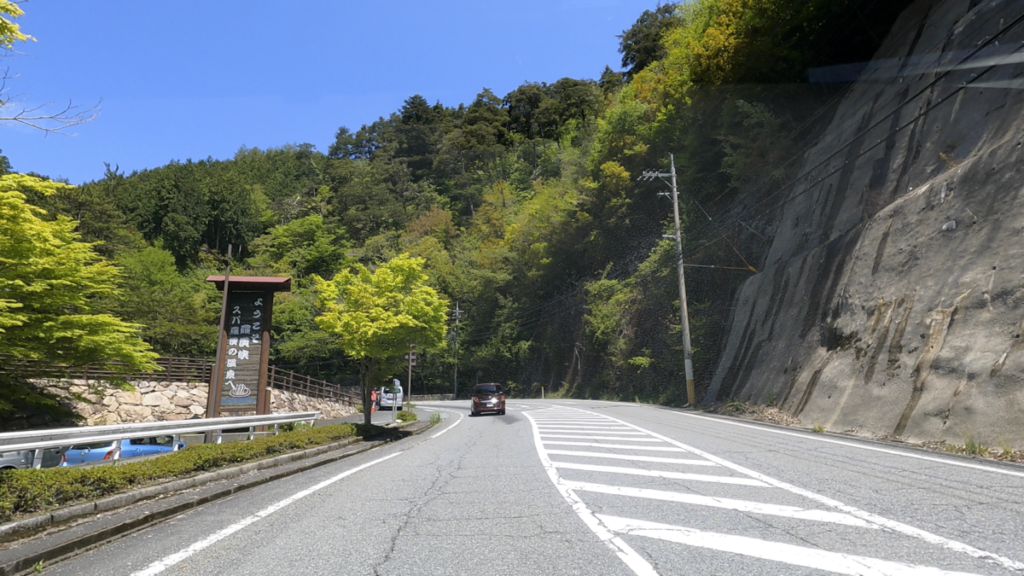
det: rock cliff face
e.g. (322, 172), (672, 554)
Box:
(707, 0), (1024, 445)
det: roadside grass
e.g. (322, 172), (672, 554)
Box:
(0, 422), (382, 525)
(396, 410), (417, 423)
(429, 413), (442, 425)
(812, 424), (825, 434)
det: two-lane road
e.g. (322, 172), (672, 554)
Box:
(44, 401), (1024, 575)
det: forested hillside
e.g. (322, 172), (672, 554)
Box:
(6, 0), (914, 405)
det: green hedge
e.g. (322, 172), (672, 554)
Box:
(0, 422), (380, 524)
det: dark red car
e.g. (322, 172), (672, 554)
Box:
(471, 383), (505, 416)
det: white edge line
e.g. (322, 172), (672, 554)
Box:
(430, 411), (464, 439)
(524, 411), (658, 576)
(672, 411), (1024, 480)
(130, 452), (403, 576)
(592, 410), (1024, 572)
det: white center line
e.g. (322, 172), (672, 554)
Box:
(598, 515), (983, 576)
(130, 452), (402, 576)
(551, 461), (768, 486)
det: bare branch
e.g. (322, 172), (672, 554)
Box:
(0, 66), (100, 135)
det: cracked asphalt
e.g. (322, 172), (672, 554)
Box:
(39, 401), (1024, 575)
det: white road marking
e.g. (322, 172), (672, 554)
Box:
(608, 413), (1024, 571)
(544, 450), (718, 466)
(524, 412), (658, 576)
(130, 453), (402, 576)
(551, 461), (768, 486)
(537, 427), (642, 432)
(542, 441), (687, 452)
(540, 434), (662, 441)
(598, 515), (983, 576)
(536, 422), (638, 426)
(430, 411), (464, 439)
(565, 481), (876, 527)
(672, 411), (1024, 480)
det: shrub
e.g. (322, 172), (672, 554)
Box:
(429, 413), (442, 425)
(0, 422), (380, 523)
(396, 410), (418, 423)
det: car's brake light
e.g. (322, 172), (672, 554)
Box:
(103, 449), (115, 460)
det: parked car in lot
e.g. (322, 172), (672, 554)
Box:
(471, 383), (505, 416)
(379, 382), (403, 411)
(0, 448), (65, 470)
(60, 436), (185, 466)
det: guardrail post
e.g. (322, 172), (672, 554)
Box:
(247, 426), (255, 441)
(215, 429), (223, 445)
(273, 423), (279, 436)
(32, 448), (43, 469)
(112, 439), (122, 461)
(172, 434), (180, 451)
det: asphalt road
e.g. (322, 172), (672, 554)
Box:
(43, 400), (1024, 575)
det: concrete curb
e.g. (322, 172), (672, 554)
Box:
(0, 419), (432, 576)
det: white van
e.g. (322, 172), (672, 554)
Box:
(379, 381), (403, 411)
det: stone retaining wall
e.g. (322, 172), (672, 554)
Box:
(33, 379), (355, 427)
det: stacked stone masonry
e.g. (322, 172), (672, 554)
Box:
(37, 379), (355, 426)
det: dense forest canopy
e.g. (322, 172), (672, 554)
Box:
(2, 0), (914, 410)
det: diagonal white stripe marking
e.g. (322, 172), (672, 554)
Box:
(598, 515), (983, 576)
(605, 412), (1024, 571)
(536, 425), (639, 428)
(545, 450), (718, 466)
(672, 411), (1024, 480)
(565, 481), (874, 527)
(130, 452), (402, 576)
(543, 441), (686, 452)
(551, 461), (767, 486)
(540, 434), (661, 441)
(524, 413), (657, 575)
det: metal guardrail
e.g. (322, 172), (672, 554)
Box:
(0, 412), (321, 468)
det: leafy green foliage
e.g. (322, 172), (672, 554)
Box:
(314, 254), (449, 422)
(0, 175), (158, 371)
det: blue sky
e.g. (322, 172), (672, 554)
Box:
(1, 1), (650, 184)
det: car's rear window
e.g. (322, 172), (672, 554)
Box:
(70, 442), (115, 450)
(474, 385), (502, 394)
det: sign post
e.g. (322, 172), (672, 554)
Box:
(205, 276), (291, 417)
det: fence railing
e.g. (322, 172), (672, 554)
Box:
(0, 356), (215, 383)
(2, 356), (360, 407)
(266, 365), (360, 406)
(0, 411), (322, 468)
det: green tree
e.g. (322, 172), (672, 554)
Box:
(0, 174), (158, 419)
(313, 254), (448, 424)
(618, 4), (680, 81)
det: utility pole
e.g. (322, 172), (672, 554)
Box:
(405, 344), (417, 401)
(452, 302), (461, 399)
(640, 155), (696, 406)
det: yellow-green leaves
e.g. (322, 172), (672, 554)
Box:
(0, 0), (32, 52)
(312, 254), (449, 361)
(0, 174), (157, 372)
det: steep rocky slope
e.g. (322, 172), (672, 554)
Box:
(706, 0), (1024, 446)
